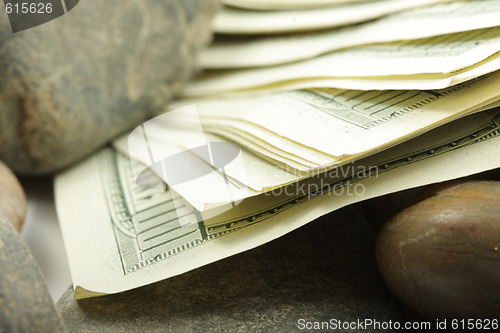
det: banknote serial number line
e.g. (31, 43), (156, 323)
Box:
(5, 2), (53, 14)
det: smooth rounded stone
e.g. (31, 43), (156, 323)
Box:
(0, 160), (26, 232)
(359, 168), (500, 233)
(0, 0), (219, 175)
(57, 206), (404, 332)
(0, 214), (66, 332)
(376, 181), (500, 320)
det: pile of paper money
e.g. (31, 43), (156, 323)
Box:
(55, 0), (500, 298)
(191, 0), (500, 94)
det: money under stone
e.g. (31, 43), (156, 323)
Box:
(44, 0), (500, 328)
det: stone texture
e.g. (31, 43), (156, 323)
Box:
(0, 160), (26, 232)
(360, 168), (500, 233)
(0, 214), (66, 333)
(57, 206), (404, 332)
(376, 181), (500, 319)
(0, 0), (219, 175)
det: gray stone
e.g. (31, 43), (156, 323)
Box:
(57, 206), (404, 332)
(0, 160), (26, 231)
(0, 214), (66, 332)
(376, 181), (500, 319)
(0, 0), (219, 175)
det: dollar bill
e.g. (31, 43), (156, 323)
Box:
(56, 108), (500, 298)
(203, 0), (500, 68)
(223, 0), (369, 11)
(219, 53), (500, 93)
(178, 71), (500, 169)
(111, 72), (500, 212)
(214, 0), (450, 34)
(185, 27), (500, 97)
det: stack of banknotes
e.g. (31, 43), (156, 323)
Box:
(55, 0), (500, 298)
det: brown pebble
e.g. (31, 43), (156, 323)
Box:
(0, 160), (26, 232)
(376, 181), (500, 319)
(359, 168), (500, 233)
(0, 214), (66, 332)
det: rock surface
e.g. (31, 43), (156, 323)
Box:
(0, 214), (66, 332)
(360, 168), (500, 233)
(57, 206), (404, 332)
(376, 181), (500, 319)
(0, 160), (26, 231)
(0, 0), (219, 174)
